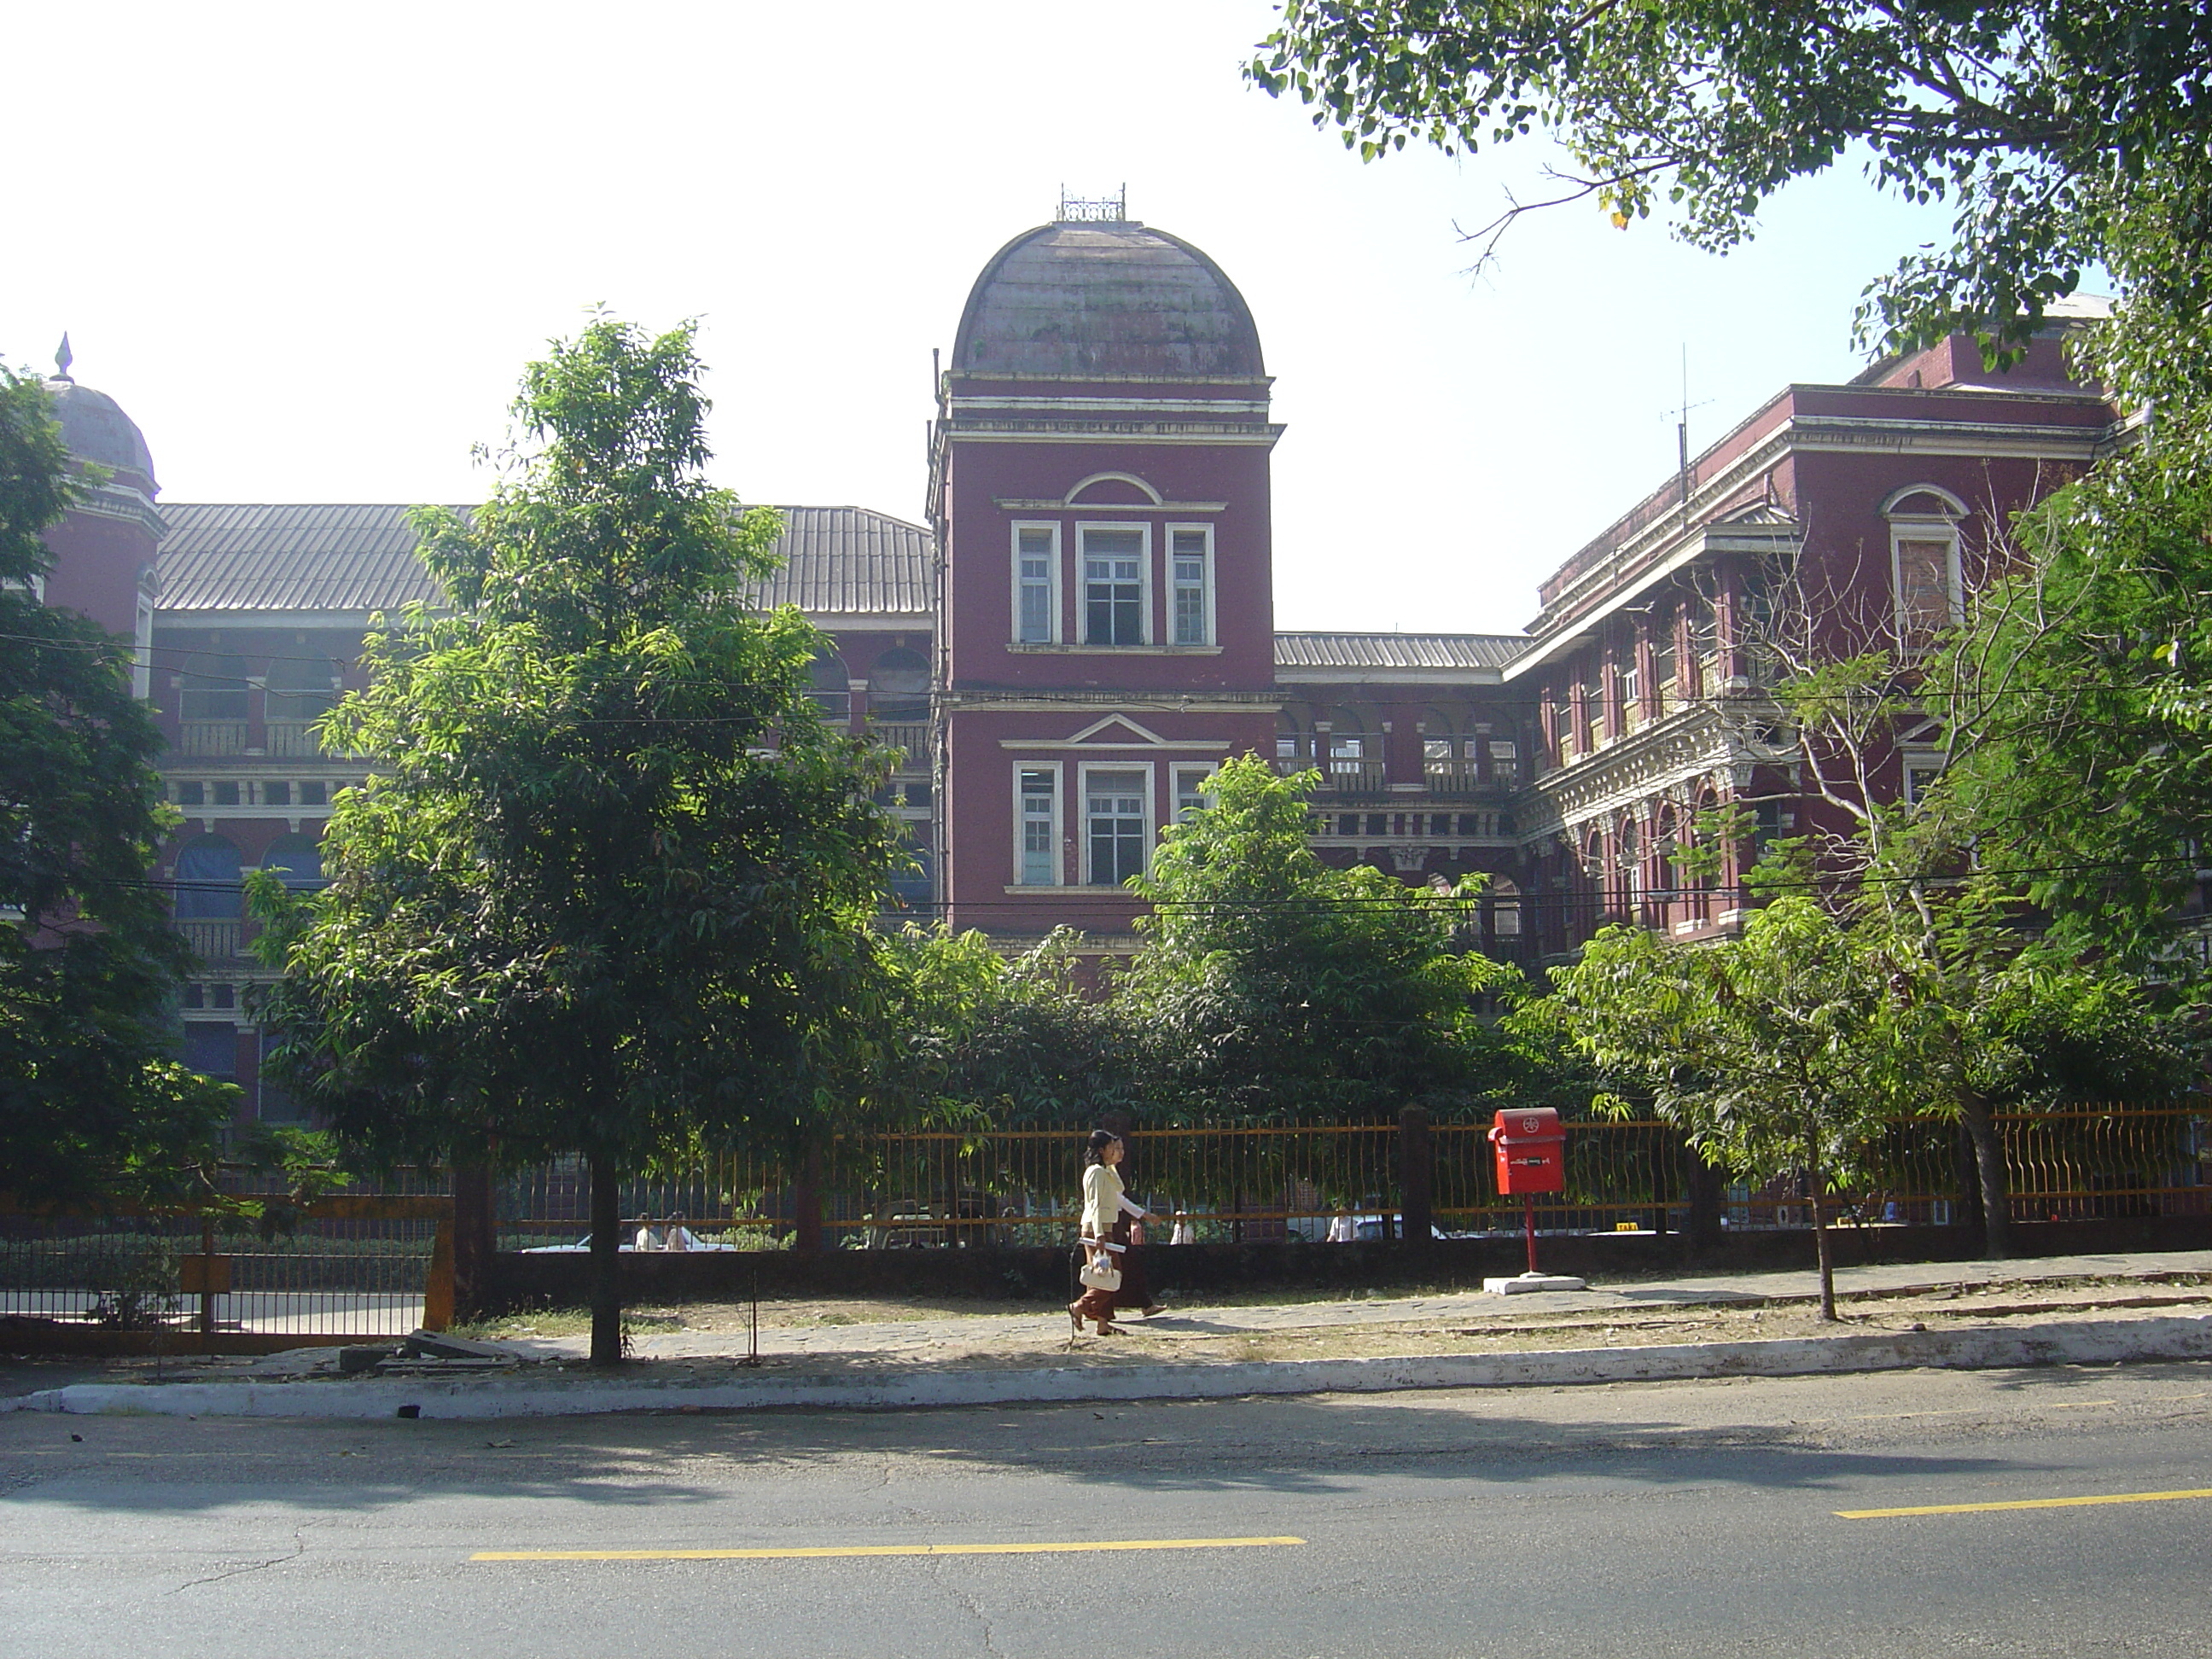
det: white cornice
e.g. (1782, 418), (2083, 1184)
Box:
(1276, 667), (1507, 685)
(994, 498), (1229, 513)
(954, 397), (1272, 418)
(946, 424), (1284, 449)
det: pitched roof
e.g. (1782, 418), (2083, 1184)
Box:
(752, 506), (934, 616)
(1274, 632), (1526, 672)
(158, 504), (447, 614)
(154, 503), (934, 620)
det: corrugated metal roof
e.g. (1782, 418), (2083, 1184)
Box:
(158, 504), (450, 613)
(1274, 632), (1525, 671)
(752, 506), (934, 616)
(156, 503), (934, 619)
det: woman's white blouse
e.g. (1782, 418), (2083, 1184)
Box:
(1081, 1162), (1124, 1237)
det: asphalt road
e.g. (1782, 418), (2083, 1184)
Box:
(5, 1362), (2210, 1657)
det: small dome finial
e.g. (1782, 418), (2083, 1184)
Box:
(53, 334), (73, 383)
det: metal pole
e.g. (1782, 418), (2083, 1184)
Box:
(199, 1216), (216, 1337)
(1523, 1193), (1538, 1277)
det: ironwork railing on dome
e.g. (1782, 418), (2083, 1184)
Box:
(1057, 185), (1127, 223)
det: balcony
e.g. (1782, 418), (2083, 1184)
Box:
(871, 723), (932, 771)
(265, 720), (322, 757)
(1423, 761), (1517, 800)
(1307, 759), (1388, 797)
(178, 721), (248, 756)
(176, 920), (245, 962)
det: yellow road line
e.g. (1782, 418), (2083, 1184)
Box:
(472, 1536), (1306, 1562)
(1838, 1487), (2212, 1519)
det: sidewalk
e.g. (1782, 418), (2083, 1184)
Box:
(578, 1248), (2212, 1365)
(9, 1249), (2210, 1420)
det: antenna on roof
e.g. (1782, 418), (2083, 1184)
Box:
(1056, 184), (1127, 223)
(1669, 343), (1713, 533)
(52, 333), (73, 383)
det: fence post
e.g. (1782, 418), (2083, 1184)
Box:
(795, 1144), (824, 1253)
(1683, 1138), (1724, 1261)
(1398, 1106), (1433, 1248)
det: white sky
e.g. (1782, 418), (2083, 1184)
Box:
(11, 2), (1956, 634)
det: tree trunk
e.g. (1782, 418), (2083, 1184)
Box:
(1808, 1144), (1837, 1322)
(588, 1154), (623, 1367)
(1958, 1091), (2012, 1260)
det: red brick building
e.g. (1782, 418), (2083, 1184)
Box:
(29, 213), (2124, 1125)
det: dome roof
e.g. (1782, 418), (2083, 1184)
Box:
(952, 221), (1265, 381)
(42, 378), (158, 492)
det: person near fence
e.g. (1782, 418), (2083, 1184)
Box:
(631, 1214), (661, 1251)
(1109, 1206), (1165, 1318)
(1069, 1130), (1147, 1335)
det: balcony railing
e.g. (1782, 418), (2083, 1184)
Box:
(1423, 761), (1519, 800)
(871, 723), (932, 770)
(178, 721), (248, 756)
(176, 919), (245, 961)
(1309, 759), (1388, 796)
(264, 721), (321, 757)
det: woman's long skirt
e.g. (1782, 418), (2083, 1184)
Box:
(1109, 1214), (1152, 1312)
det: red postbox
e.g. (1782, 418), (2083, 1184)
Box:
(1490, 1108), (1566, 1196)
(1490, 1108), (1569, 1278)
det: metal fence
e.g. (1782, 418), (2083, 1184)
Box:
(494, 1104), (2212, 1249)
(0, 1195), (451, 1342)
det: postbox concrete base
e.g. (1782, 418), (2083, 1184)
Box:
(1483, 1272), (1589, 1295)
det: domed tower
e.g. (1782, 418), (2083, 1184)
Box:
(38, 339), (164, 693)
(928, 199), (1284, 940)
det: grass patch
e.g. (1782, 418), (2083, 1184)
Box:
(451, 1308), (686, 1341)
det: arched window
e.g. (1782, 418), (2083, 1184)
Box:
(178, 653), (249, 754)
(806, 649), (850, 720)
(174, 835), (243, 919)
(265, 653), (342, 755)
(1883, 484), (1968, 643)
(261, 834), (325, 890)
(1618, 818), (1643, 904)
(870, 648), (929, 720)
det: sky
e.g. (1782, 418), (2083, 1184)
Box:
(10, 1), (1959, 636)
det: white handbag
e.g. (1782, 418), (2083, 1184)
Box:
(1078, 1257), (1122, 1293)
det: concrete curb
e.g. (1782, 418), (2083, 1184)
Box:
(10, 1313), (2212, 1420)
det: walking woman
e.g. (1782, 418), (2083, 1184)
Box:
(1068, 1129), (1148, 1336)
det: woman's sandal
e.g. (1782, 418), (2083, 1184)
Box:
(1068, 1303), (1085, 1334)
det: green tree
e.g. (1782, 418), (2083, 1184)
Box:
(254, 317), (899, 1365)
(1551, 897), (1890, 1317)
(1927, 463), (2212, 964)
(1249, 0), (2212, 372)
(1, 364), (236, 1204)
(1119, 755), (1514, 1124)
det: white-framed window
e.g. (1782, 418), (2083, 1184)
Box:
(1488, 738), (1519, 782)
(1172, 764), (1214, 824)
(1890, 520), (1964, 642)
(1901, 750), (1944, 806)
(132, 596), (154, 701)
(1490, 876), (1522, 937)
(1082, 765), (1150, 887)
(1010, 522), (1059, 644)
(1016, 765), (1060, 886)
(1078, 524), (1149, 647)
(1167, 524), (1213, 646)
